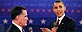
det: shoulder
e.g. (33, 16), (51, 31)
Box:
(7, 24), (13, 32)
(64, 16), (76, 27)
(65, 16), (75, 23)
(7, 24), (20, 32)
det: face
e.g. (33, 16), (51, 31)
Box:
(18, 10), (28, 27)
(53, 2), (66, 18)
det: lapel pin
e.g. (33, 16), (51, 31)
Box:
(62, 23), (64, 25)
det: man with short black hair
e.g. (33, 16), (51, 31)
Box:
(41, 0), (76, 32)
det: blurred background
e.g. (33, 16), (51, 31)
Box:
(0, 0), (82, 32)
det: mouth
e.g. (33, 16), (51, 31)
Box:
(57, 11), (62, 15)
(25, 22), (27, 24)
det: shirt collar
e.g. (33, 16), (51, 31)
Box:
(12, 21), (23, 32)
(57, 13), (65, 21)
(57, 13), (65, 24)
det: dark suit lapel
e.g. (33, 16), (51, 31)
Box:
(57, 16), (67, 32)
(59, 16), (66, 26)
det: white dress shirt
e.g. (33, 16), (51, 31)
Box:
(12, 22), (23, 32)
(57, 13), (65, 25)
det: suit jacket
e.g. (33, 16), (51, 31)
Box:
(7, 24), (21, 32)
(50, 16), (76, 32)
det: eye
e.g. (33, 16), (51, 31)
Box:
(59, 6), (62, 8)
(25, 15), (27, 17)
(53, 7), (58, 9)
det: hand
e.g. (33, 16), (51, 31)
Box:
(51, 27), (58, 32)
(40, 28), (51, 32)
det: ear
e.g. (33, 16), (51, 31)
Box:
(15, 16), (19, 20)
(64, 6), (66, 11)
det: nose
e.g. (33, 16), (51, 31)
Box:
(26, 17), (28, 21)
(57, 7), (60, 11)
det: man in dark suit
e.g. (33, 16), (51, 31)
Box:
(7, 6), (28, 32)
(41, 0), (76, 32)
(50, 16), (76, 32)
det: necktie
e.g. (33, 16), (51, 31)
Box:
(22, 28), (25, 32)
(55, 19), (60, 27)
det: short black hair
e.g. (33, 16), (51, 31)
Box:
(55, 0), (63, 3)
(55, 0), (62, 3)
(56, 0), (64, 3)
(11, 6), (26, 20)
(53, 0), (65, 6)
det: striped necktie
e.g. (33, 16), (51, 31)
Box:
(55, 19), (60, 27)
